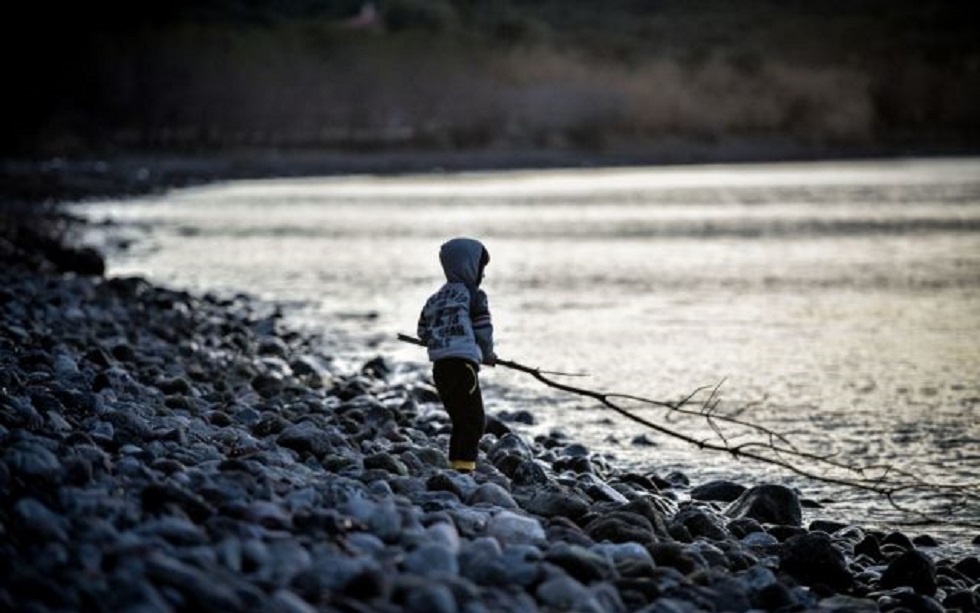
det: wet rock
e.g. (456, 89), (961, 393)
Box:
(458, 536), (503, 582)
(616, 497), (671, 537)
(252, 372), (285, 397)
(740, 531), (779, 549)
(585, 511), (658, 545)
(727, 517), (765, 539)
(911, 534), (939, 547)
(536, 575), (603, 613)
(779, 532), (853, 592)
(487, 433), (535, 467)
(398, 579), (457, 613)
(363, 452), (408, 476)
(943, 589), (980, 611)
(766, 524), (807, 542)
(879, 592), (946, 613)
(5, 440), (62, 482)
(690, 480), (747, 503)
(809, 519), (851, 534)
(486, 511), (546, 546)
(139, 516), (209, 546)
(883, 531), (916, 551)
(880, 549), (937, 595)
(544, 542), (614, 583)
(647, 541), (706, 575)
(578, 473), (627, 502)
(514, 484), (590, 520)
(855, 534), (884, 560)
(954, 556), (980, 581)
(468, 482), (519, 509)
(1, 395), (44, 430)
(497, 409), (536, 425)
(630, 433), (657, 447)
(509, 459), (552, 487)
(276, 422), (333, 457)
(13, 497), (69, 543)
(673, 505), (730, 541)
(141, 482), (215, 521)
(725, 484), (802, 527)
(270, 589), (317, 613)
(403, 543), (459, 577)
(146, 552), (245, 612)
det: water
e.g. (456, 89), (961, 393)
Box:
(79, 157), (980, 551)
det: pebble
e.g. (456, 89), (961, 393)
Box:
(1, 265), (978, 613)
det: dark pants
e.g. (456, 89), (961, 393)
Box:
(433, 358), (486, 466)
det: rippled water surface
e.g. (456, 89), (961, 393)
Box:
(80, 158), (980, 548)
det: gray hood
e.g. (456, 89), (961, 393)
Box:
(439, 237), (488, 287)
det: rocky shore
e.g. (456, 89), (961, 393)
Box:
(3, 259), (980, 613)
(3, 162), (980, 613)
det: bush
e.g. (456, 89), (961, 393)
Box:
(383, 0), (460, 34)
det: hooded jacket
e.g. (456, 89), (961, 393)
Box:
(417, 238), (494, 365)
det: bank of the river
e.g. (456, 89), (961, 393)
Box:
(2, 157), (979, 613)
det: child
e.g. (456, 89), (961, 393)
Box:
(417, 237), (496, 473)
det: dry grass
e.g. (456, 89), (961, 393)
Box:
(12, 18), (978, 156)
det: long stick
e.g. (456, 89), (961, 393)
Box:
(397, 333), (980, 528)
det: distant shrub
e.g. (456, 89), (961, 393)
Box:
(383, 0), (459, 33)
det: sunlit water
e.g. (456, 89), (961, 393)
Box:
(78, 158), (980, 553)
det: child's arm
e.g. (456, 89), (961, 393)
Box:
(472, 290), (495, 365)
(416, 306), (431, 344)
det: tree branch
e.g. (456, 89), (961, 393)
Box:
(397, 334), (980, 528)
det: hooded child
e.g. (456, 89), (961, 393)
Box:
(417, 237), (497, 472)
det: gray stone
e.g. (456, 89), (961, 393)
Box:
(13, 497), (70, 542)
(270, 589), (317, 613)
(277, 422), (333, 457)
(467, 482), (519, 509)
(673, 505), (730, 541)
(880, 549), (937, 595)
(138, 516), (209, 546)
(514, 484), (590, 520)
(487, 433), (535, 466)
(536, 575), (602, 613)
(146, 552), (245, 612)
(691, 480), (747, 503)
(459, 536), (503, 584)
(579, 473), (630, 504)
(404, 543), (460, 577)
(725, 484), (802, 527)
(585, 511), (657, 545)
(487, 510), (546, 546)
(426, 521), (462, 553)
(402, 581), (458, 613)
(544, 542), (614, 583)
(5, 440), (62, 481)
(592, 541), (655, 569)
(779, 532), (853, 592)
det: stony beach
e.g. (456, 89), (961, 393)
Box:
(2, 165), (980, 613)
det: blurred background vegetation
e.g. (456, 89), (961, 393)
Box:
(4, 0), (979, 159)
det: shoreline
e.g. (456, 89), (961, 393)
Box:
(3, 267), (980, 613)
(5, 143), (980, 205)
(3, 152), (979, 612)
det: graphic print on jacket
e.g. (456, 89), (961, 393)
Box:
(417, 237), (494, 365)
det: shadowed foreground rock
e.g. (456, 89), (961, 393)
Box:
(1, 264), (978, 613)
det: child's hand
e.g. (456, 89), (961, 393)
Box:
(484, 353), (497, 367)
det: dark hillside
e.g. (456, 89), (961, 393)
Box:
(4, 0), (979, 158)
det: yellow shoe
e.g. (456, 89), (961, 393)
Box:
(450, 460), (476, 473)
